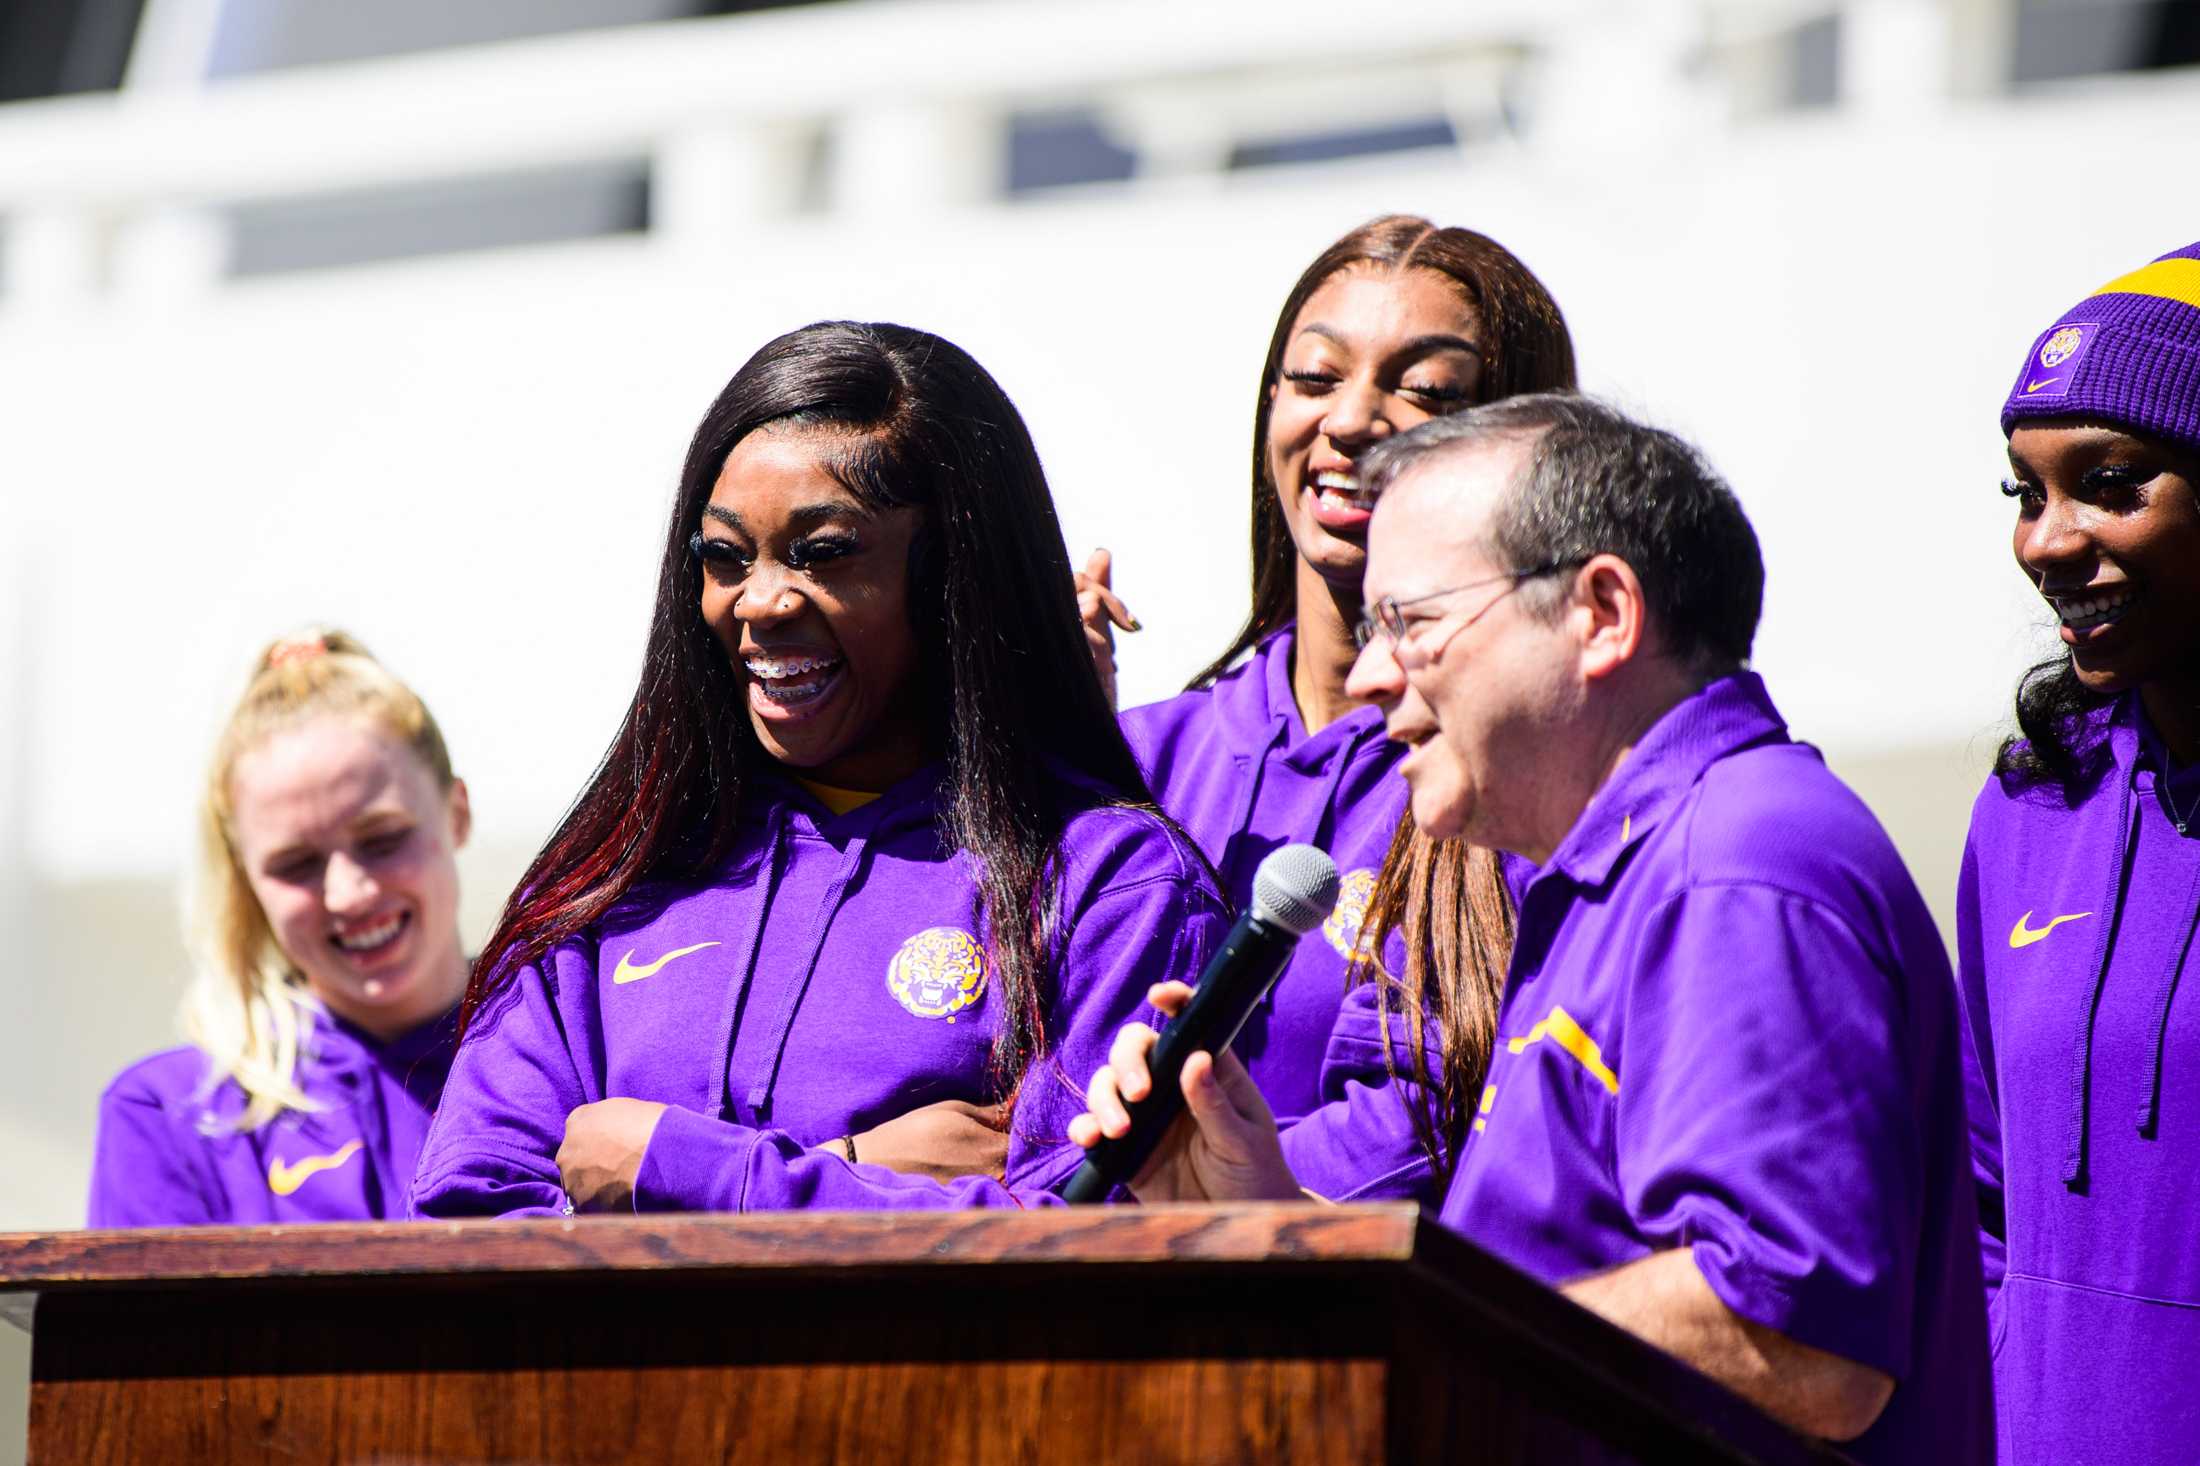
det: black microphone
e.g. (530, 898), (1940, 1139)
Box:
(1059, 843), (1339, 1204)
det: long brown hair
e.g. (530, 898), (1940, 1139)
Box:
(1351, 831), (1515, 1172)
(1206, 216), (1577, 1174)
(1192, 214), (1579, 687)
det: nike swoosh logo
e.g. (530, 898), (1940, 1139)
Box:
(2010, 910), (2091, 949)
(2024, 377), (2065, 394)
(612, 939), (721, 985)
(268, 1140), (363, 1197)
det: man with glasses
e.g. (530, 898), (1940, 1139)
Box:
(1073, 395), (1990, 1463)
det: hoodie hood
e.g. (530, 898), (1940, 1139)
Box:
(1123, 625), (1402, 895)
(1973, 694), (2200, 1195)
(1120, 623), (1412, 1121)
(2058, 699), (2200, 1181)
(713, 766), (955, 1123)
(1960, 698), (2200, 1466)
(1209, 625), (1391, 773)
(409, 757), (1229, 1220)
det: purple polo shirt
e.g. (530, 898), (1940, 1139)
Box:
(1956, 694), (2200, 1465)
(411, 766), (1225, 1216)
(89, 1005), (457, 1225)
(1439, 673), (1990, 1464)
(1124, 625), (1436, 1202)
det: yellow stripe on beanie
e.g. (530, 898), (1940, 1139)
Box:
(2090, 258), (2200, 312)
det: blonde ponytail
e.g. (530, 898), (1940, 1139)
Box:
(181, 629), (454, 1129)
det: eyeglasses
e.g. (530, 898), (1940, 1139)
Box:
(1353, 561), (1575, 665)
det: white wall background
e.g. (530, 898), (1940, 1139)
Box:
(1, 0), (2197, 1454)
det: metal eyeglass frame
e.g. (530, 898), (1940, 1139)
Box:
(1352, 560), (1577, 662)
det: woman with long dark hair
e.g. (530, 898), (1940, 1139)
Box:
(1107, 216), (1575, 1198)
(1958, 241), (2200, 1462)
(412, 321), (1225, 1215)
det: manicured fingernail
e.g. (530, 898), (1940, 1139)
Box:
(1126, 617), (1142, 632)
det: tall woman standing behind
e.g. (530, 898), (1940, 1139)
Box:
(413, 321), (1224, 1217)
(1112, 217), (1574, 1199)
(1961, 240), (2200, 1462)
(90, 632), (472, 1224)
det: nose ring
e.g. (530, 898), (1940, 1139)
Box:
(743, 586), (799, 614)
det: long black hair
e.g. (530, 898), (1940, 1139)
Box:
(1192, 214), (1579, 687)
(1995, 656), (2118, 798)
(469, 321), (1155, 1097)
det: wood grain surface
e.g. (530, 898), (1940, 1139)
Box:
(0, 1202), (1418, 1287)
(30, 1273), (1392, 1465)
(5, 1206), (1852, 1465)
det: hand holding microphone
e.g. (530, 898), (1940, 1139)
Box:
(1062, 845), (1339, 1204)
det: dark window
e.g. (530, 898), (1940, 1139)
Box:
(0, 0), (146, 102)
(2012, 0), (2200, 85)
(1228, 117), (1457, 172)
(1006, 112), (1139, 193)
(227, 161), (650, 278)
(1787, 13), (1842, 109)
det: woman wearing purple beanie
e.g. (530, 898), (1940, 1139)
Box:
(1958, 241), (2200, 1462)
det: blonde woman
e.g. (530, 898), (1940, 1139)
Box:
(88, 631), (473, 1224)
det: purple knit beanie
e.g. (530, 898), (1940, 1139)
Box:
(2000, 241), (2200, 457)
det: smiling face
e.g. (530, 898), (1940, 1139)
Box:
(697, 425), (928, 790)
(227, 717), (470, 1040)
(2006, 421), (2200, 697)
(1265, 265), (1485, 590)
(1345, 437), (1574, 849)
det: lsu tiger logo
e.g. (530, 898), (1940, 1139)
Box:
(1322, 868), (1380, 961)
(2039, 327), (2084, 369)
(887, 927), (988, 1020)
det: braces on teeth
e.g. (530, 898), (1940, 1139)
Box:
(746, 655), (841, 679)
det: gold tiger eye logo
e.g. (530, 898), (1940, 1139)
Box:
(2039, 327), (2084, 368)
(1322, 868), (1380, 960)
(887, 927), (988, 1020)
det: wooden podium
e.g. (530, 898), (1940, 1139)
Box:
(1, 1204), (1851, 1464)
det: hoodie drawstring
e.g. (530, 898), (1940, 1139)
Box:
(745, 822), (882, 1122)
(713, 804), (788, 1119)
(2063, 778), (2137, 1188)
(1219, 716), (1289, 890)
(302, 1015), (389, 1211)
(361, 1063), (394, 1217)
(2137, 838), (2200, 1138)
(1310, 720), (1382, 857)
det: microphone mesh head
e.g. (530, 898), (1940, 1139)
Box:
(1250, 844), (1341, 936)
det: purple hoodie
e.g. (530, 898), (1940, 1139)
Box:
(1957, 694), (2200, 1464)
(411, 767), (1227, 1217)
(1441, 673), (1991, 1466)
(88, 1006), (457, 1226)
(1122, 626), (1437, 1202)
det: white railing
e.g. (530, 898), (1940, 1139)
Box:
(0, 0), (2049, 310)
(0, 0), (1595, 307)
